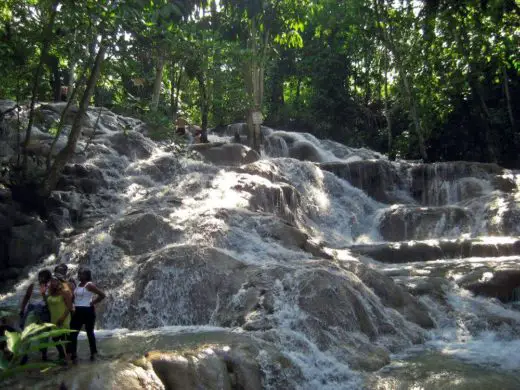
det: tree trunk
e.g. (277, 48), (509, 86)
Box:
(269, 63), (284, 123)
(46, 52), (93, 169)
(43, 43), (107, 195)
(295, 77), (302, 106)
(151, 56), (164, 111)
(402, 74), (427, 161)
(169, 63), (183, 120)
(372, 0), (426, 161)
(383, 54), (393, 159)
(48, 55), (61, 102)
(197, 74), (209, 132)
(474, 82), (496, 163)
(245, 17), (266, 153)
(502, 66), (516, 133)
(22, 0), (60, 170)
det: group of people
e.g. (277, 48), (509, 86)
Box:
(18, 264), (106, 365)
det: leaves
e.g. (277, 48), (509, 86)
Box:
(0, 323), (74, 379)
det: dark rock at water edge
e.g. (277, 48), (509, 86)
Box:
(350, 238), (520, 263)
(458, 268), (520, 303)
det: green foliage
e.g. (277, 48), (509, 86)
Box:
(0, 323), (73, 380)
(0, 0), (518, 165)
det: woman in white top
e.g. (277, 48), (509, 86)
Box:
(69, 268), (106, 363)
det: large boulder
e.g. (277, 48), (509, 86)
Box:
(111, 212), (182, 255)
(459, 268), (520, 302)
(58, 163), (107, 194)
(378, 205), (472, 241)
(342, 261), (434, 329)
(125, 246), (247, 328)
(189, 143), (260, 166)
(288, 141), (323, 162)
(109, 131), (155, 160)
(145, 344), (268, 390)
(8, 220), (59, 268)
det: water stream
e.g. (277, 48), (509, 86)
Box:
(1, 111), (520, 389)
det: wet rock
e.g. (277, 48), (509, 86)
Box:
(0, 141), (14, 162)
(409, 161), (503, 205)
(9, 359), (166, 390)
(320, 160), (403, 203)
(126, 246), (247, 328)
(378, 205), (472, 241)
(146, 347), (264, 390)
(8, 220), (58, 268)
(264, 134), (289, 157)
(112, 212), (182, 255)
(492, 175), (517, 193)
(190, 143), (260, 166)
(128, 155), (182, 182)
(0, 100), (16, 114)
(109, 131), (155, 160)
(350, 241), (445, 263)
(289, 141), (322, 162)
(47, 206), (73, 236)
(59, 163), (106, 194)
(46, 191), (84, 222)
(398, 276), (451, 302)
(351, 239), (520, 263)
(144, 337), (299, 390)
(459, 269), (520, 302)
(343, 262), (434, 328)
(147, 350), (233, 390)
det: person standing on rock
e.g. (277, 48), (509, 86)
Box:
(54, 264), (76, 297)
(45, 275), (74, 364)
(18, 269), (52, 362)
(69, 268), (106, 363)
(175, 115), (189, 136)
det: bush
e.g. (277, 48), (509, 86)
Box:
(0, 323), (73, 380)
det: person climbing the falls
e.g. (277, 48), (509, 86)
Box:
(44, 274), (74, 364)
(69, 268), (106, 363)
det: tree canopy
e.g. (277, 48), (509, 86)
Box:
(1, 0), (519, 168)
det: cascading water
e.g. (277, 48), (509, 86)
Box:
(1, 104), (520, 389)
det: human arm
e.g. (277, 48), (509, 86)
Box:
(19, 284), (34, 316)
(86, 283), (106, 306)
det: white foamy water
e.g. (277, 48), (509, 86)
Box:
(2, 110), (520, 388)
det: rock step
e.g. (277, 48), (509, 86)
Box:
(349, 237), (520, 263)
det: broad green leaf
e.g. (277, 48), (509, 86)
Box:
(21, 323), (55, 340)
(28, 328), (75, 342)
(5, 331), (21, 354)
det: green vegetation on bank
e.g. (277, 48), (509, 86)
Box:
(0, 0), (518, 168)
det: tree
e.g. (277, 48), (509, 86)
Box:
(221, 0), (309, 152)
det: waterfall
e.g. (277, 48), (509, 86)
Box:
(1, 102), (520, 389)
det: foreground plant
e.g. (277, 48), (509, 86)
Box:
(0, 322), (72, 379)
